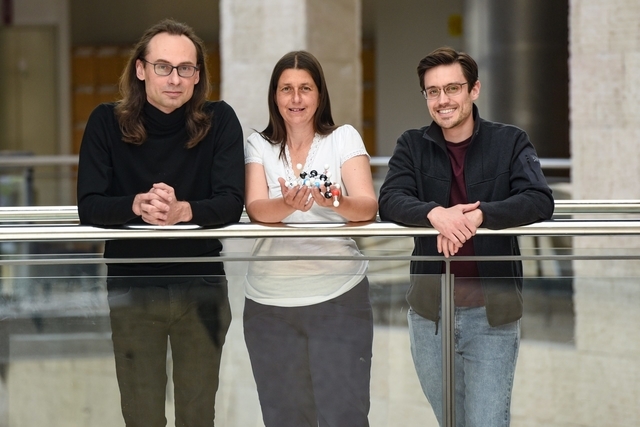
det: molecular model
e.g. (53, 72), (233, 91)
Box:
(287, 163), (341, 207)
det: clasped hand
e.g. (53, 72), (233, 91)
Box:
(278, 177), (339, 212)
(427, 201), (483, 258)
(132, 183), (191, 226)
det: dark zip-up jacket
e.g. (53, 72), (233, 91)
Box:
(378, 105), (554, 326)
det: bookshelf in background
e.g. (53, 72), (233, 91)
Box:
(71, 44), (221, 154)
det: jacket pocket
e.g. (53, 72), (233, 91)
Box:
(406, 274), (441, 321)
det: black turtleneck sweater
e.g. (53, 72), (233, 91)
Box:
(77, 101), (245, 278)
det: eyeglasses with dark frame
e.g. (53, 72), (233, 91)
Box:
(141, 59), (199, 78)
(421, 82), (469, 100)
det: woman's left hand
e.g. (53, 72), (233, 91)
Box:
(309, 184), (340, 208)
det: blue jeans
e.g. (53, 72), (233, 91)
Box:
(408, 306), (519, 427)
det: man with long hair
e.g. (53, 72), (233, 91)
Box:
(77, 19), (244, 427)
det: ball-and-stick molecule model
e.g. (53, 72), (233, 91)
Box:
(331, 184), (341, 207)
(291, 163), (341, 207)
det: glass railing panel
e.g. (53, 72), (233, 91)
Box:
(439, 255), (639, 427)
(0, 271), (115, 426)
(513, 267), (640, 427)
(521, 275), (575, 344)
(1, 270), (245, 427)
(0, 165), (78, 208)
(222, 239), (432, 426)
(0, 233), (638, 426)
(360, 245), (639, 427)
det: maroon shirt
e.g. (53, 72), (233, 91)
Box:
(445, 137), (485, 307)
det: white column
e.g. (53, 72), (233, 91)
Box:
(220, 0), (361, 139)
(570, 0), (640, 344)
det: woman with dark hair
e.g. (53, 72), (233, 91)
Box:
(243, 50), (378, 427)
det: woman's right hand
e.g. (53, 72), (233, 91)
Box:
(278, 177), (314, 212)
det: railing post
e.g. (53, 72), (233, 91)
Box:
(441, 263), (455, 427)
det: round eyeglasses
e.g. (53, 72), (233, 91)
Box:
(421, 82), (468, 100)
(142, 59), (199, 78)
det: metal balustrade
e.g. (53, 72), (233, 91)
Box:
(0, 204), (638, 427)
(1, 199), (639, 224)
(0, 154), (570, 170)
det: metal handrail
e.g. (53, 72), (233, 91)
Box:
(369, 156), (571, 170)
(552, 200), (640, 214)
(0, 200), (639, 224)
(0, 154), (570, 170)
(0, 219), (639, 242)
(0, 206), (79, 222)
(0, 155), (79, 167)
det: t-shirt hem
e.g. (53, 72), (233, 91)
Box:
(244, 273), (365, 307)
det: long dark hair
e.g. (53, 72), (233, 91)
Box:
(260, 51), (336, 160)
(114, 18), (212, 148)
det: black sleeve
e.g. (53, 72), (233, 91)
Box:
(76, 104), (138, 225)
(188, 101), (245, 226)
(378, 133), (438, 227)
(480, 131), (555, 229)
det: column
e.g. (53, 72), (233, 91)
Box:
(220, 0), (361, 138)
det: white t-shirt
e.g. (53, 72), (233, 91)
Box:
(244, 125), (370, 307)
